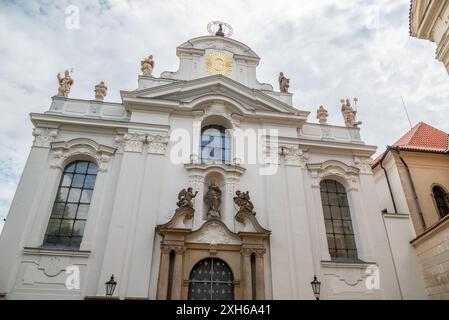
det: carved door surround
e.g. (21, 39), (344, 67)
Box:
(156, 207), (270, 300)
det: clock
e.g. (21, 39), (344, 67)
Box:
(205, 52), (232, 76)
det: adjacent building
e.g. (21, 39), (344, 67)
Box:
(373, 122), (449, 299)
(410, 0), (449, 74)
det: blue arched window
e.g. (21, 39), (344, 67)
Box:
(43, 160), (98, 248)
(200, 125), (231, 164)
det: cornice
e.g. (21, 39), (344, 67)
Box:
(23, 247), (91, 258)
(30, 112), (170, 134)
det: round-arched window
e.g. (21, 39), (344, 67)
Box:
(188, 258), (234, 300)
(200, 125), (231, 164)
(433, 186), (449, 219)
(43, 160), (98, 248)
(320, 179), (358, 260)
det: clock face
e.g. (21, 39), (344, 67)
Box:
(206, 52), (232, 76)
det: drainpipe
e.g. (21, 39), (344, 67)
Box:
(394, 148), (426, 231)
(379, 147), (398, 214)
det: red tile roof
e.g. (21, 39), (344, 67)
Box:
(392, 122), (448, 152)
(372, 122), (449, 168)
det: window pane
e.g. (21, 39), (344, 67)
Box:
(348, 250), (358, 259)
(331, 206), (341, 219)
(341, 207), (351, 220)
(87, 162), (98, 174)
(326, 180), (336, 192)
(65, 162), (76, 173)
(63, 203), (78, 219)
(75, 161), (88, 173)
(51, 203), (65, 218)
(338, 194), (348, 206)
(320, 192), (329, 205)
(61, 173), (73, 187)
(322, 206), (331, 219)
(324, 220), (333, 233)
(334, 234), (346, 249)
(333, 220), (343, 234)
(212, 147), (222, 160)
(72, 174), (85, 188)
(345, 235), (357, 250)
(80, 189), (93, 204)
(59, 220), (74, 236)
(45, 235), (58, 245)
(326, 234), (336, 249)
(336, 182), (346, 193)
(70, 236), (82, 248)
(46, 219), (61, 235)
(224, 149), (231, 164)
(84, 175), (96, 189)
(343, 220), (354, 234)
(328, 192), (338, 206)
(68, 188), (81, 203)
(77, 204), (90, 219)
(56, 187), (69, 202)
(59, 236), (71, 247)
(73, 220), (86, 237)
(336, 249), (348, 258)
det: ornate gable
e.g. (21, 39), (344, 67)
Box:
(121, 75), (309, 125)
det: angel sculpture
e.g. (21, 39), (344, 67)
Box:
(233, 190), (255, 214)
(176, 187), (198, 208)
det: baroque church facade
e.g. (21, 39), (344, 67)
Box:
(0, 24), (427, 300)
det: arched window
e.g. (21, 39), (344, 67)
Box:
(433, 186), (449, 219)
(200, 125), (231, 164)
(320, 179), (358, 260)
(188, 258), (234, 300)
(43, 160), (98, 248)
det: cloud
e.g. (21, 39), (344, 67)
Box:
(0, 0), (448, 219)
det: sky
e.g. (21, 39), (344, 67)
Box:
(0, 0), (448, 222)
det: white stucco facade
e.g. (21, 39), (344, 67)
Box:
(0, 33), (426, 300)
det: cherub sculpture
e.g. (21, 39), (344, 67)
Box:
(176, 187), (198, 208)
(233, 190), (255, 214)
